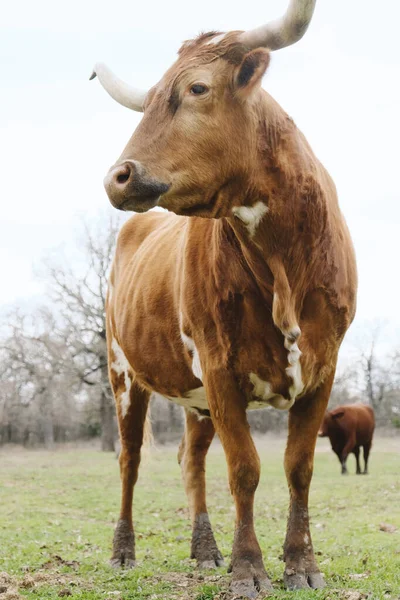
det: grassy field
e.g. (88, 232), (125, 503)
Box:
(0, 435), (399, 600)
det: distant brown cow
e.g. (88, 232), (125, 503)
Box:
(319, 404), (375, 475)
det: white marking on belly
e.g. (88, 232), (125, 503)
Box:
(249, 373), (295, 410)
(180, 331), (203, 381)
(111, 338), (132, 418)
(167, 387), (208, 411)
(232, 201), (269, 237)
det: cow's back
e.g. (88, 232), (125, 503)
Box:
(354, 404), (375, 444)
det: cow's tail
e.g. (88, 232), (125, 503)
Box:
(143, 405), (154, 450)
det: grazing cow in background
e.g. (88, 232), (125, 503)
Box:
(319, 404), (375, 475)
(91, 0), (357, 595)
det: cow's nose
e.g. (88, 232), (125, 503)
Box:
(113, 162), (133, 186)
(104, 160), (170, 211)
(103, 161), (137, 207)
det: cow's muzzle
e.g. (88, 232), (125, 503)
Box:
(104, 160), (170, 212)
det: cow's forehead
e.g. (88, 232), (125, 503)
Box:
(176, 31), (248, 66)
(178, 31), (224, 54)
(150, 32), (250, 100)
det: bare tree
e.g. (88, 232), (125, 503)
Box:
(0, 309), (80, 448)
(328, 364), (361, 407)
(38, 214), (123, 451)
(358, 323), (388, 410)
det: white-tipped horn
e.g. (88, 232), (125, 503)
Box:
(90, 62), (148, 112)
(239, 0), (316, 51)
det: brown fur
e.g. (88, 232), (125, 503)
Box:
(319, 404), (375, 474)
(103, 32), (357, 595)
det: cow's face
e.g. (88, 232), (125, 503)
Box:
(103, 36), (271, 217)
(318, 410), (345, 436)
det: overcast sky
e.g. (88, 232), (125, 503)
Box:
(1, 0), (399, 357)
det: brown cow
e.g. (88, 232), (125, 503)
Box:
(318, 404), (375, 475)
(91, 0), (357, 595)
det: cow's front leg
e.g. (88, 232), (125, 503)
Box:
(178, 409), (224, 568)
(283, 372), (334, 590)
(110, 380), (150, 568)
(205, 370), (273, 599)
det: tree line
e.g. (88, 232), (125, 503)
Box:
(1, 217), (399, 451)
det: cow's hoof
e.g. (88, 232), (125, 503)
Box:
(284, 568), (325, 590)
(111, 519), (135, 569)
(109, 556), (136, 569)
(308, 572), (325, 588)
(191, 513), (224, 569)
(230, 574), (273, 598)
(198, 557), (225, 569)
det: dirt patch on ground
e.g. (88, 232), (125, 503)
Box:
(148, 570), (231, 599)
(0, 572), (22, 599)
(326, 591), (371, 600)
(0, 566), (84, 599)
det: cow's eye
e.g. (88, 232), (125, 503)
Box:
(190, 84), (208, 95)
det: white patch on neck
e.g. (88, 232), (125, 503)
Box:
(206, 33), (226, 45)
(249, 373), (295, 410)
(232, 202), (269, 237)
(181, 331), (203, 381)
(111, 338), (132, 418)
(284, 327), (304, 400)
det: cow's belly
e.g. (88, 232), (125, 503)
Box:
(111, 307), (313, 415)
(165, 385), (290, 415)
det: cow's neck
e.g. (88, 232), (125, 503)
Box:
(226, 98), (332, 336)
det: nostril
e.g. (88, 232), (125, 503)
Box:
(117, 171), (130, 185)
(114, 163), (132, 186)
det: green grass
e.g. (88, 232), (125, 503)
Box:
(0, 436), (399, 599)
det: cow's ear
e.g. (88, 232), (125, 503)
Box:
(332, 410), (345, 420)
(234, 49), (270, 100)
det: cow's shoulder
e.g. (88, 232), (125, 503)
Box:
(116, 211), (174, 254)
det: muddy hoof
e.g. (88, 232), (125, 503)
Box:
(230, 575), (273, 599)
(198, 557), (225, 569)
(284, 568), (325, 590)
(191, 513), (224, 570)
(230, 579), (259, 599)
(308, 571), (325, 589)
(111, 519), (135, 569)
(109, 556), (136, 569)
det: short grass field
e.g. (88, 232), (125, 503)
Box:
(1, 435), (399, 600)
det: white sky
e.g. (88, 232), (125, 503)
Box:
(1, 0), (399, 357)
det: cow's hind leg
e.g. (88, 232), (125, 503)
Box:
(110, 378), (150, 568)
(340, 436), (356, 475)
(363, 442), (371, 474)
(178, 409), (224, 568)
(205, 371), (273, 599)
(283, 373), (334, 590)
